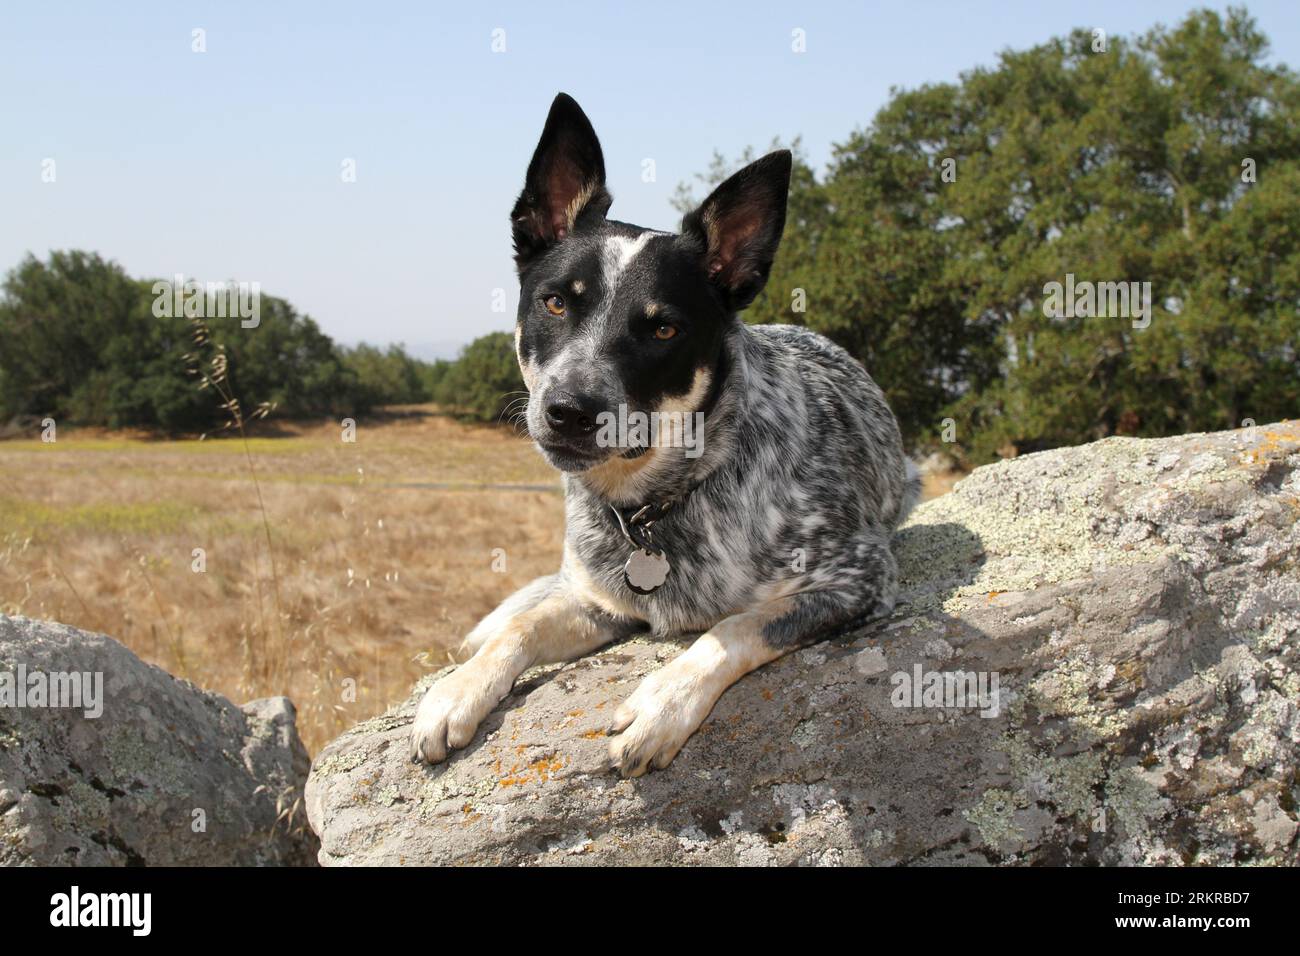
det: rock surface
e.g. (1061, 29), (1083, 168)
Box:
(0, 616), (318, 865)
(306, 422), (1300, 865)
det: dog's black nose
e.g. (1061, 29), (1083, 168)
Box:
(545, 392), (602, 438)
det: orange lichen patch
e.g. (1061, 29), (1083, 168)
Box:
(986, 590), (1004, 603)
(499, 753), (567, 787)
(553, 708), (588, 731)
(531, 755), (565, 781)
(1237, 424), (1300, 467)
(761, 688), (774, 700)
(581, 729), (605, 739)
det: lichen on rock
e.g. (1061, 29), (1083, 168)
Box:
(306, 422), (1300, 866)
(0, 616), (318, 866)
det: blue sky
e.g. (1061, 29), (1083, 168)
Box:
(3, 1), (1296, 358)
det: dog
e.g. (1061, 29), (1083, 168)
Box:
(411, 93), (918, 777)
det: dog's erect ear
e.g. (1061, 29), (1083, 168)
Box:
(511, 93), (611, 271)
(681, 150), (791, 310)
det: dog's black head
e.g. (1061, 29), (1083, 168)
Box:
(511, 93), (791, 477)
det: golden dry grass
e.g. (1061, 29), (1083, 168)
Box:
(0, 406), (960, 755)
(921, 469), (965, 500)
(0, 407), (562, 754)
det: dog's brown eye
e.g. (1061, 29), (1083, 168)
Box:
(654, 324), (677, 341)
(544, 294), (565, 316)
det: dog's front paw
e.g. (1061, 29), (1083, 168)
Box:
(606, 666), (716, 777)
(409, 667), (499, 766)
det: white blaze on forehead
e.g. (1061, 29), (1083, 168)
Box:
(568, 231), (666, 350)
(543, 231), (667, 389)
(601, 232), (661, 294)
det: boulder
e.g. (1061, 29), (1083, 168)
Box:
(0, 616), (318, 865)
(306, 422), (1300, 865)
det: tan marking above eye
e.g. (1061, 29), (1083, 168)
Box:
(653, 324), (677, 340)
(571, 280), (586, 295)
(645, 302), (660, 318)
(544, 294), (566, 316)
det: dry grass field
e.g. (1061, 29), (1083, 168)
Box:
(0, 406), (956, 755)
(0, 407), (564, 754)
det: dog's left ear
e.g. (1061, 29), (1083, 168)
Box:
(511, 93), (612, 272)
(681, 150), (791, 310)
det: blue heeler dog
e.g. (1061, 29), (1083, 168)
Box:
(412, 94), (918, 776)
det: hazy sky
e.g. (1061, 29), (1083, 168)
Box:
(3, 1), (1296, 358)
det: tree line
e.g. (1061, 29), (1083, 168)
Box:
(0, 250), (523, 432)
(709, 8), (1298, 461)
(1, 9), (1295, 461)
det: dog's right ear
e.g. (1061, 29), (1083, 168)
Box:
(510, 93), (611, 272)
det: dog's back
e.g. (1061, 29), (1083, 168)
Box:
(739, 323), (918, 533)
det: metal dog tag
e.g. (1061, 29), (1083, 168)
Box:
(624, 548), (670, 594)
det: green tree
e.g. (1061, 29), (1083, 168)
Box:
(0, 251), (373, 431)
(432, 332), (525, 423)
(339, 343), (433, 408)
(680, 8), (1300, 462)
(0, 251), (146, 425)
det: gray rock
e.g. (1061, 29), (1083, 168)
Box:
(306, 422), (1300, 865)
(0, 616), (318, 865)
